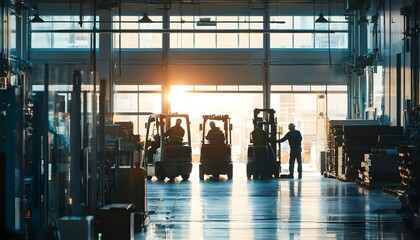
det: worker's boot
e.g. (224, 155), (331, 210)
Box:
(298, 173), (302, 179)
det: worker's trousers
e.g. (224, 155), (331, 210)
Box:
(289, 150), (302, 176)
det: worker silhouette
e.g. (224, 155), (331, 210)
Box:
(251, 122), (270, 179)
(277, 123), (302, 179)
(164, 118), (185, 144)
(206, 121), (225, 144)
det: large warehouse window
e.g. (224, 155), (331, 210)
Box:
(294, 16), (315, 48)
(31, 16), (99, 49)
(10, 14), (16, 54)
(170, 16), (263, 49)
(314, 16), (348, 49)
(113, 84), (264, 163)
(113, 15), (163, 49)
(270, 16), (348, 49)
(113, 84), (347, 165)
(169, 86), (263, 163)
(271, 84), (347, 171)
(113, 85), (161, 135)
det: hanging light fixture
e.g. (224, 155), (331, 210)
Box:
(197, 17), (216, 26)
(139, 12), (153, 23)
(31, 13), (44, 23)
(315, 1), (328, 23)
(30, 6), (44, 23)
(139, 2), (153, 23)
(315, 12), (328, 23)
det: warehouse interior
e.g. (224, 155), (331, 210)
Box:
(1, 0), (420, 239)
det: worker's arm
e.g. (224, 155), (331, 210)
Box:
(277, 132), (289, 143)
(205, 130), (211, 140)
(163, 127), (172, 137)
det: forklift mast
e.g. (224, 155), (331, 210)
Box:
(201, 114), (231, 145)
(252, 108), (278, 155)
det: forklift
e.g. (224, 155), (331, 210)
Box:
(143, 113), (192, 181)
(246, 108), (281, 179)
(199, 114), (233, 180)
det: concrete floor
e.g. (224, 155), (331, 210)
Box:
(137, 164), (413, 239)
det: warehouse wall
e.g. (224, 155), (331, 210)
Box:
(30, 49), (348, 86)
(380, 0), (417, 126)
(28, 0), (350, 88)
(26, 0), (420, 127)
(26, 0), (351, 119)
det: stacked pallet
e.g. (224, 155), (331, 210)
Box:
(340, 125), (403, 181)
(325, 120), (403, 182)
(357, 148), (401, 188)
(357, 132), (409, 188)
(325, 120), (380, 179)
(396, 106), (420, 229)
(325, 123), (339, 178)
(397, 145), (419, 223)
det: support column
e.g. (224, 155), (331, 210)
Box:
(263, 0), (271, 109)
(358, 8), (368, 118)
(70, 70), (82, 216)
(162, 3), (170, 114)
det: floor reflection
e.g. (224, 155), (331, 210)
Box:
(137, 164), (413, 240)
(281, 180), (302, 239)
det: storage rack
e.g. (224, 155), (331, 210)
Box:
(357, 132), (409, 188)
(357, 148), (401, 188)
(325, 120), (403, 182)
(325, 120), (381, 179)
(396, 106), (420, 229)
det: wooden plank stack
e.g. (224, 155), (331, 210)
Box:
(325, 120), (403, 182)
(395, 105), (420, 229)
(357, 148), (401, 188)
(325, 120), (380, 179)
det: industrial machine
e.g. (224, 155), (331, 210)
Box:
(102, 121), (147, 210)
(0, 84), (25, 238)
(144, 113), (192, 181)
(199, 114), (233, 180)
(246, 108), (280, 179)
(1, 70), (149, 239)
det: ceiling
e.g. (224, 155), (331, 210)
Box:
(23, 0), (350, 16)
(29, 0), (342, 3)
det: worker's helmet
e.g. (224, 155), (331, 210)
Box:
(209, 121), (215, 127)
(288, 123), (296, 129)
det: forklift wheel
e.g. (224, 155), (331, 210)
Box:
(246, 164), (252, 179)
(227, 164), (233, 179)
(273, 166), (280, 178)
(182, 174), (190, 180)
(156, 165), (165, 181)
(199, 165), (204, 180)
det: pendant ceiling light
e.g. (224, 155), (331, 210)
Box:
(31, 6), (44, 23)
(139, 12), (153, 23)
(139, 2), (153, 23)
(315, 12), (328, 23)
(31, 13), (44, 23)
(197, 17), (216, 26)
(315, 1), (328, 23)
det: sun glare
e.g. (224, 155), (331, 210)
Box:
(168, 90), (237, 114)
(168, 90), (189, 107)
